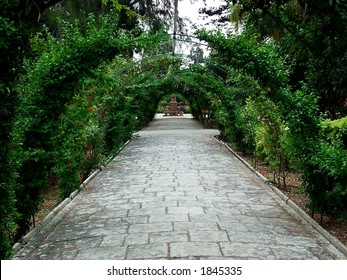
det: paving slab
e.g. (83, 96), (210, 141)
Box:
(13, 115), (347, 260)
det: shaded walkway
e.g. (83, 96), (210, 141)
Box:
(14, 115), (346, 259)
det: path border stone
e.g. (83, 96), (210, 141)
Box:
(218, 138), (347, 257)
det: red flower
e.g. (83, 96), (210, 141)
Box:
(87, 107), (93, 112)
(68, 162), (73, 167)
(201, 109), (205, 113)
(265, 145), (270, 150)
(89, 95), (93, 99)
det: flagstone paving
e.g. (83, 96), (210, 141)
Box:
(13, 115), (346, 260)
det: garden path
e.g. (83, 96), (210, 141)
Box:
(13, 115), (346, 259)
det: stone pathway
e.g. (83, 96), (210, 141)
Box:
(14, 115), (346, 260)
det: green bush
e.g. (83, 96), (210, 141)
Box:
(321, 116), (347, 148)
(304, 116), (347, 219)
(246, 94), (292, 186)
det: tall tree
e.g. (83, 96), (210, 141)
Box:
(189, 44), (204, 64)
(44, 0), (188, 33)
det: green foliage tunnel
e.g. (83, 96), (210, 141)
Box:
(1, 0), (347, 259)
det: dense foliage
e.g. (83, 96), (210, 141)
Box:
(0, 0), (66, 260)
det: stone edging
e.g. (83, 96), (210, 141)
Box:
(218, 138), (347, 258)
(12, 139), (132, 256)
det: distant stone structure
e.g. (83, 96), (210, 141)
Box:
(169, 94), (178, 116)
